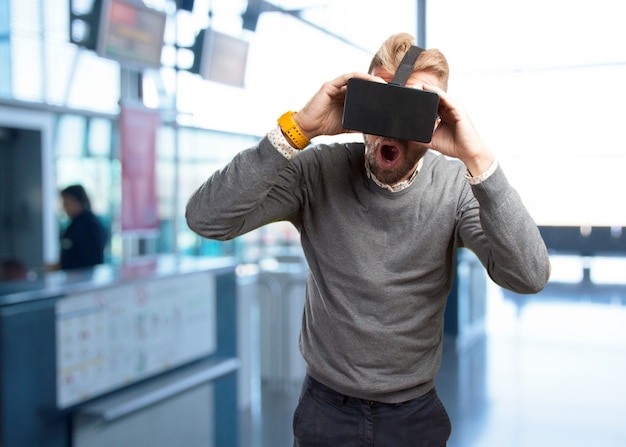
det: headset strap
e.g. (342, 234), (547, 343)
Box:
(389, 45), (424, 86)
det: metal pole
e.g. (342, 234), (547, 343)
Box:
(416, 0), (427, 48)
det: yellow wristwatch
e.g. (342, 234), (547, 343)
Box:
(277, 111), (310, 150)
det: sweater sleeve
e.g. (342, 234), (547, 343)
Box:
(457, 165), (551, 294)
(185, 137), (302, 241)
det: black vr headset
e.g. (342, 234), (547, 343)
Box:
(342, 46), (440, 143)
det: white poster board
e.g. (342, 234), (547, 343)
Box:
(55, 272), (216, 408)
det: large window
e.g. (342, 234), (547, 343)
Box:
(428, 0), (626, 227)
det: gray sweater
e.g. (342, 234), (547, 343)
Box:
(186, 137), (550, 403)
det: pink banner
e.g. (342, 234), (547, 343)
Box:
(120, 105), (160, 232)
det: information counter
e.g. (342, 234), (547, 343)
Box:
(0, 256), (239, 447)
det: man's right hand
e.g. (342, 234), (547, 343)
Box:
(292, 72), (385, 141)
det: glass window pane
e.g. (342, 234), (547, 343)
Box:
(157, 161), (175, 220)
(157, 125), (176, 160)
(65, 51), (120, 113)
(9, 0), (44, 101)
(42, 0), (67, 42)
(0, 41), (9, 98)
(11, 34), (43, 102)
(44, 42), (80, 106)
(55, 115), (86, 157)
(0, 0), (9, 98)
(0, 0), (8, 30)
(174, 127), (260, 258)
(88, 118), (112, 157)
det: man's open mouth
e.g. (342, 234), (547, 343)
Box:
(381, 144), (400, 163)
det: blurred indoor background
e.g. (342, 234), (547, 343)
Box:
(0, 0), (625, 446)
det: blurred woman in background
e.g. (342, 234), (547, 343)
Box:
(56, 184), (107, 270)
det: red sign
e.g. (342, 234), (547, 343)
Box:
(120, 105), (160, 232)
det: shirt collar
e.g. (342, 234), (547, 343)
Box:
(364, 157), (423, 192)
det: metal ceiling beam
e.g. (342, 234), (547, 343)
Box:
(243, 0), (428, 53)
(242, 0), (373, 54)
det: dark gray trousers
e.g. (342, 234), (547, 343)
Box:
(293, 375), (451, 447)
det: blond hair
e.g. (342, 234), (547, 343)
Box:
(368, 33), (449, 91)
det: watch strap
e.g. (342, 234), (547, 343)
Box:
(277, 111), (310, 150)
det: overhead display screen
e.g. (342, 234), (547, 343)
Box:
(97, 0), (166, 68)
(193, 29), (249, 87)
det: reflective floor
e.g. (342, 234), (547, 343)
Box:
(240, 256), (626, 447)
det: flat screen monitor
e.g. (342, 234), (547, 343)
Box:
(97, 0), (166, 69)
(193, 29), (249, 87)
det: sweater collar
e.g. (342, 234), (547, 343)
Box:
(364, 157), (423, 192)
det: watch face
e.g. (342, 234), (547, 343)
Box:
(342, 78), (440, 143)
